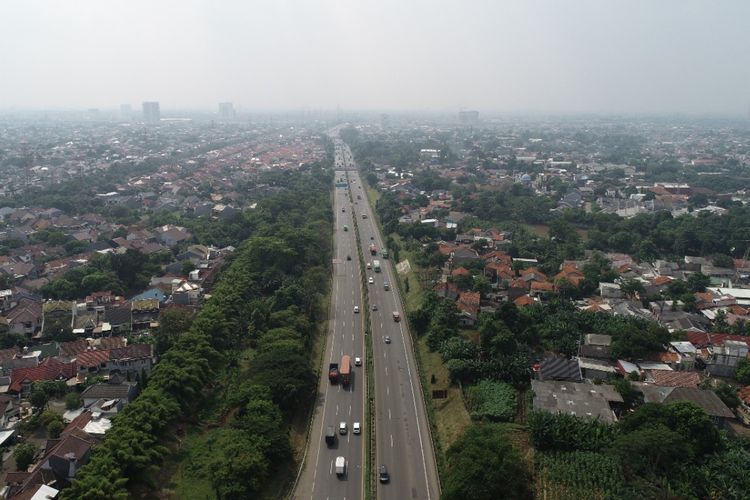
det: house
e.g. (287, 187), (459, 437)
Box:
(130, 288), (167, 303)
(578, 358), (618, 381)
(599, 282), (623, 299)
(4, 298), (43, 337)
(531, 380), (622, 423)
(131, 299), (159, 330)
(452, 247), (481, 266)
(80, 378), (139, 408)
(641, 386), (735, 428)
(706, 340), (748, 377)
(0, 394), (19, 427)
(76, 344), (155, 377)
(104, 303), (132, 333)
(8, 357), (77, 394)
(42, 300), (75, 337)
(539, 357), (582, 382)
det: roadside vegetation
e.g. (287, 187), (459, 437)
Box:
(62, 167), (333, 499)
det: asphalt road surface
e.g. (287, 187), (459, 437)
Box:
(293, 137), (439, 500)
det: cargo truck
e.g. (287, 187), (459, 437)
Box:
(335, 456), (346, 477)
(373, 260), (381, 272)
(369, 243), (377, 255)
(325, 426), (336, 446)
(329, 363), (339, 384)
(340, 355), (351, 386)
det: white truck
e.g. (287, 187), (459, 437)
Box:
(373, 259), (381, 273)
(335, 456), (346, 477)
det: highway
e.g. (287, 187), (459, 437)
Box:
(293, 145), (366, 500)
(345, 153), (440, 500)
(293, 136), (439, 500)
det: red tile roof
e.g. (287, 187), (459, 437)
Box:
(9, 358), (76, 393)
(648, 370), (701, 388)
(687, 331), (750, 348)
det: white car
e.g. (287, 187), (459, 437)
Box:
(339, 421), (348, 434)
(354, 306), (360, 313)
(354, 356), (362, 366)
(368, 277), (374, 284)
(353, 422), (361, 434)
(367, 262), (372, 269)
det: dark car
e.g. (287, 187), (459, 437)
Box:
(346, 255), (351, 261)
(379, 465), (390, 483)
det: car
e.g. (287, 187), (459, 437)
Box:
(346, 255), (351, 261)
(370, 236), (374, 240)
(384, 336), (391, 344)
(379, 465), (390, 483)
(372, 304), (378, 311)
(353, 422), (361, 434)
(339, 421), (347, 434)
(341, 207), (345, 212)
(367, 262), (372, 269)
(354, 356), (362, 366)
(354, 306), (360, 313)
(368, 277), (374, 284)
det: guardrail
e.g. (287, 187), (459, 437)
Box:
(350, 179), (376, 500)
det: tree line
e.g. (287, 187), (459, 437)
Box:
(62, 168), (333, 499)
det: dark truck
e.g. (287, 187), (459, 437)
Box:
(325, 425), (336, 446)
(340, 355), (351, 386)
(329, 363), (339, 384)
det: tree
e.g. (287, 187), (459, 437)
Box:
(609, 424), (690, 478)
(30, 389), (48, 409)
(713, 382), (740, 410)
(472, 275), (492, 299)
(736, 359), (750, 385)
(443, 424), (532, 500)
(65, 392), (82, 410)
(14, 442), (36, 471)
(155, 307), (193, 354)
(47, 419), (64, 438)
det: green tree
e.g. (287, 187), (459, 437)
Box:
(713, 382), (740, 410)
(736, 359), (750, 385)
(30, 389), (48, 409)
(47, 419), (64, 438)
(13, 442), (36, 471)
(65, 392), (82, 410)
(443, 424), (532, 500)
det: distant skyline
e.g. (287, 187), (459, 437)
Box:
(1, 0), (749, 115)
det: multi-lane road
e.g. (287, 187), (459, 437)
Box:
(293, 137), (439, 500)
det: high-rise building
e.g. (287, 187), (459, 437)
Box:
(142, 101), (161, 124)
(458, 110), (479, 125)
(219, 102), (236, 120)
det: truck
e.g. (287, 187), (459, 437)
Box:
(335, 456), (346, 477)
(329, 363), (339, 384)
(325, 425), (336, 446)
(340, 355), (351, 386)
(373, 260), (381, 272)
(369, 243), (377, 255)
(393, 311), (401, 322)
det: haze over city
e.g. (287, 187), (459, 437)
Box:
(1, 0), (749, 115)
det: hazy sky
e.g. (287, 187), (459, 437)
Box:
(1, 0), (749, 114)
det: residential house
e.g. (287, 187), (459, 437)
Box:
(538, 357), (582, 382)
(531, 380), (622, 423)
(8, 357), (76, 394)
(4, 298), (42, 337)
(131, 299), (159, 330)
(42, 300), (75, 337)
